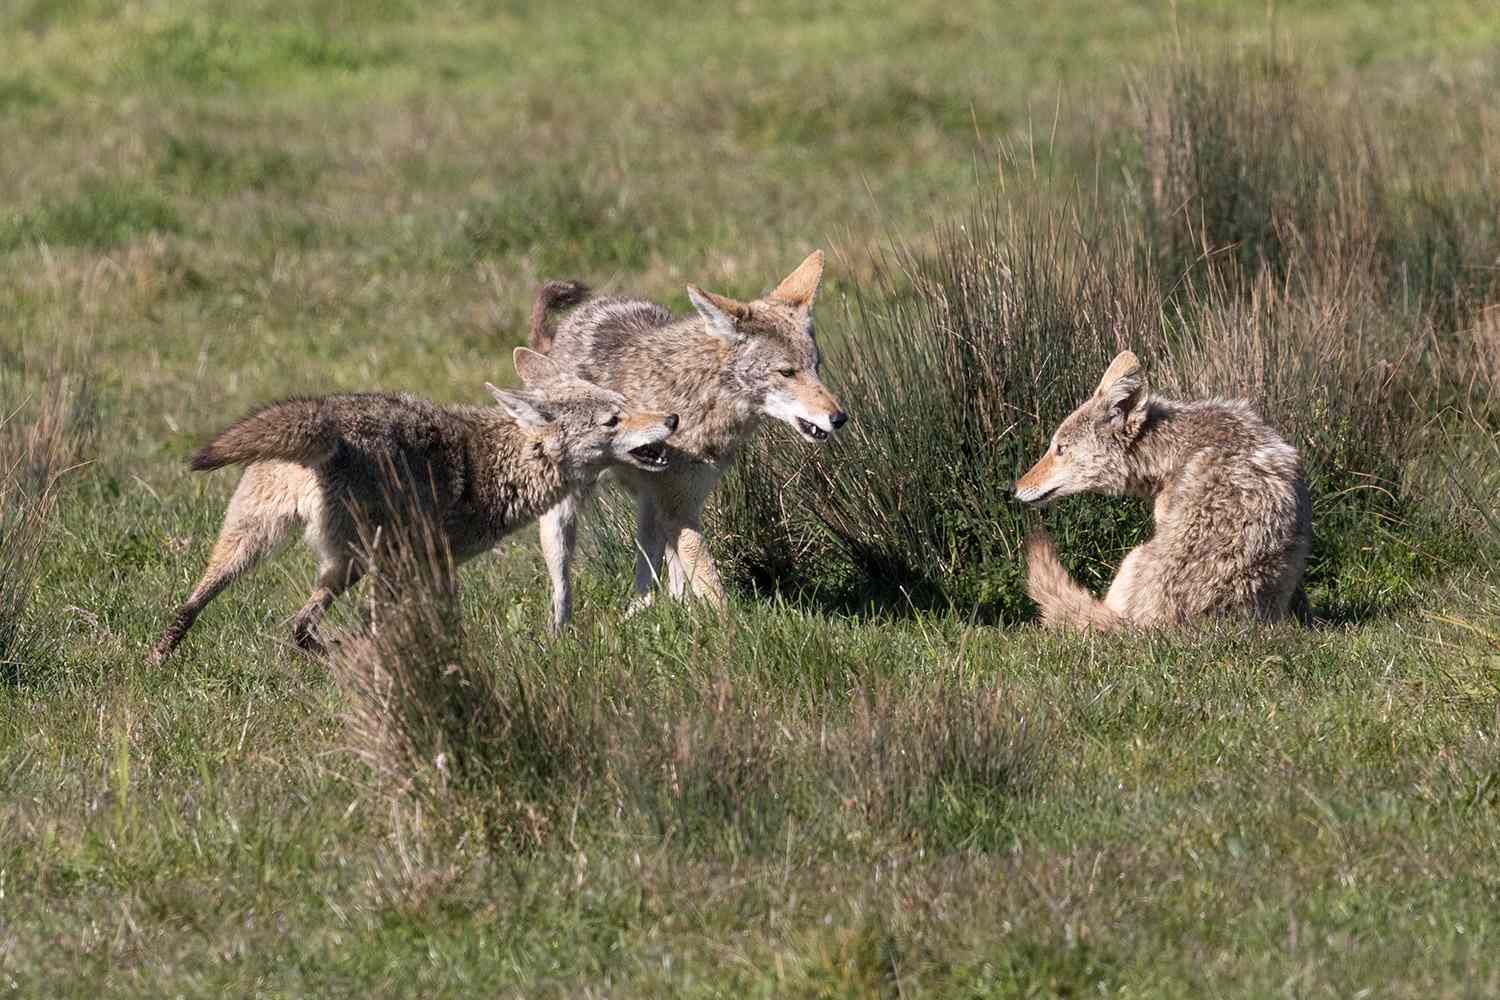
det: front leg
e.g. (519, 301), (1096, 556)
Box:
(665, 507), (727, 612)
(629, 492), (666, 612)
(538, 494), (578, 637)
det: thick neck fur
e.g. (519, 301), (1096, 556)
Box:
(1119, 398), (1193, 497)
(465, 409), (575, 525)
(618, 316), (761, 465)
(552, 295), (770, 467)
(1120, 396), (1289, 500)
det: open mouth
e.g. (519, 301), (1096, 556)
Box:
(1022, 486), (1057, 505)
(796, 418), (830, 442)
(629, 442), (670, 469)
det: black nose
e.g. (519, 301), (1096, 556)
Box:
(829, 411), (848, 430)
(664, 413), (679, 431)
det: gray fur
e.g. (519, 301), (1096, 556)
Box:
(528, 251), (847, 632)
(147, 351), (676, 665)
(1016, 351), (1311, 629)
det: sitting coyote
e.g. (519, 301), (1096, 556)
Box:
(147, 349), (677, 664)
(528, 251), (848, 632)
(1015, 350), (1311, 630)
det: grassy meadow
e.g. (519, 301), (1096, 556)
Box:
(3, 1), (1500, 995)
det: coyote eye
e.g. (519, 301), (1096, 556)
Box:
(602, 413), (620, 428)
(1054, 442), (1066, 456)
(777, 367), (797, 378)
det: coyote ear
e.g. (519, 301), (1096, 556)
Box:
(486, 383), (551, 428)
(1094, 351), (1142, 396)
(768, 249), (825, 310)
(1095, 351), (1147, 437)
(687, 285), (748, 344)
(513, 346), (562, 387)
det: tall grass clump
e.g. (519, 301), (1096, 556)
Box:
(335, 482), (1043, 855)
(716, 51), (1497, 619)
(1131, 53), (1342, 292)
(0, 368), (91, 679)
(1132, 53), (1500, 329)
(332, 486), (604, 849)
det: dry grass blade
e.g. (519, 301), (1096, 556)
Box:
(0, 369), (92, 678)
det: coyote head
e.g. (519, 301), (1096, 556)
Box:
(489, 348), (679, 476)
(1015, 351), (1149, 505)
(685, 250), (848, 444)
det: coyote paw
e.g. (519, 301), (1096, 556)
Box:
(623, 593), (656, 620)
(293, 627), (328, 658)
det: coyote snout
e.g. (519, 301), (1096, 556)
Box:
(763, 371), (847, 443)
(1013, 451), (1062, 505)
(1016, 350), (1311, 630)
(614, 410), (678, 471)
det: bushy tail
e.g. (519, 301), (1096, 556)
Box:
(1024, 530), (1127, 632)
(190, 398), (336, 471)
(528, 279), (589, 353)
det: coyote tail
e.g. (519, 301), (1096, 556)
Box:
(528, 279), (590, 353)
(1024, 530), (1126, 632)
(190, 398), (335, 471)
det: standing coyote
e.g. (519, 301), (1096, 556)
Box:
(528, 251), (847, 631)
(146, 348), (678, 665)
(1014, 351), (1311, 630)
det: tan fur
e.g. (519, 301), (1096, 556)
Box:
(527, 251), (848, 633)
(1023, 531), (1128, 631)
(1016, 351), (1311, 630)
(691, 286), (753, 321)
(766, 249), (824, 307)
(147, 348), (677, 665)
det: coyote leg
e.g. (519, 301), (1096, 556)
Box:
(147, 469), (299, 666)
(628, 493), (667, 613)
(290, 558), (361, 656)
(666, 512), (727, 612)
(539, 495), (578, 636)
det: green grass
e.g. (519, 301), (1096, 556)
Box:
(0, 179), (180, 251)
(2, 1), (1499, 995)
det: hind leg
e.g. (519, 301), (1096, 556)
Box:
(289, 556), (362, 656)
(147, 464), (304, 666)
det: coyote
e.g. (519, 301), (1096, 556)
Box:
(528, 251), (847, 632)
(146, 348), (678, 665)
(1014, 351), (1311, 630)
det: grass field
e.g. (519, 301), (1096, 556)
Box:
(3, 1), (1500, 995)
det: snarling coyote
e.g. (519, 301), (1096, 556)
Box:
(528, 251), (847, 631)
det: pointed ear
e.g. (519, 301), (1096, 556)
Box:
(513, 346), (561, 387)
(486, 383), (551, 428)
(1094, 351), (1141, 396)
(687, 285), (748, 344)
(768, 250), (825, 309)
(1094, 352), (1147, 436)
